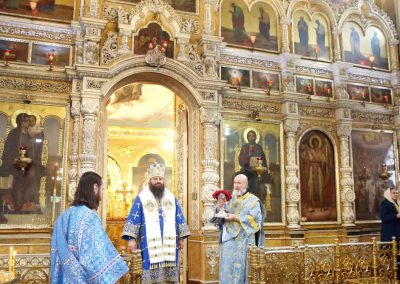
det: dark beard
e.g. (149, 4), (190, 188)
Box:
(149, 182), (165, 199)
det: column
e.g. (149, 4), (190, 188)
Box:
(283, 102), (300, 228)
(203, 0), (217, 35)
(79, 95), (99, 175)
(336, 108), (355, 226)
(200, 107), (221, 230)
(68, 80), (82, 201)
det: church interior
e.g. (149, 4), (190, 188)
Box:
(0, 0), (400, 282)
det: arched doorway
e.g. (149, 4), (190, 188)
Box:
(102, 80), (193, 283)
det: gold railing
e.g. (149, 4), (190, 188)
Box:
(248, 238), (398, 284)
(0, 250), (142, 283)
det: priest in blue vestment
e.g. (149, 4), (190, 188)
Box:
(122, 162), (190, 284)
(51, 171), (128, 283)
(219, 174), (264, 284)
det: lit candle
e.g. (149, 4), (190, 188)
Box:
(313, 46), (320, 55)
(267, 80), (273, 88)
(384, 95), (389, 103)
(363, 166), (367, 174)
(326, 88), (331, 96)
(382, 163), (387, 171)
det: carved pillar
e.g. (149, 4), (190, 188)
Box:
(332, 28), (342, 62)
(336, 108), (355, 226)
(279, 53), (297, 93)
(79, 96), (100, 175)
(176, 37), (190, 62)
(283, 102), (300, 228)
(81, 18), (107, 65)
(332, 62), (351, 99)
(119, 29), (132, 53)
(389, 40), (399, 71)
(200, 107), (221, 230)
(68, 81), (82, 201)
(71, 21), (84, 65)
(203, 0), (217, 35)
(280, 17), (291, 53)
(199, 35), (223, 79)
(87, 0), (99, 18)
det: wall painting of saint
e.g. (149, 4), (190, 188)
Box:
(352, 130), (396, 221)
(222, 119), (283, 224)
(31, 43), (71, 66)
(134, 23), (174, 59)
(295, 76), (314, 95)
(0, 102), (67, 228)
(221, 66), (250, 88)
(342, 22), (389, 70)
(252, 71), (280, 92)
(0, 0), (74, 22)
(299, 130), (337, 222)
(315, 80), (333, 97)
(370, 87), (392, 105)
(0, 39), (29, 63)
(347, 84), (370, 102)
(293, 10), (331, 60)
(220, 0), (279, 52)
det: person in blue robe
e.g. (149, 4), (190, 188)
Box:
(51, 171), (128, 283)
(121, 162), (190, 284)
(371, 31), (381, 64)
(219, 174), (264, 284)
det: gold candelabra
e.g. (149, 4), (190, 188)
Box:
(252, 157), (266, 181)
(379, 163), (392, 187)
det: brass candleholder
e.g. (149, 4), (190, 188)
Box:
(379, 163), (392, 188)
(252, 157), (266, 181)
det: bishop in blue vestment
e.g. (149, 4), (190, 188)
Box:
(122, 162), (190, 284)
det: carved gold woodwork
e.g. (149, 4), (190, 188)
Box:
(248, 238), (398, 284)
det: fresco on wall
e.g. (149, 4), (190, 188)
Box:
(0, 102), (66, 227)
(315, 80), (333, 97)
(293, 10), (331, 60)
(221, 0), (279, 52)
(221, 66), (250, 88)
(347, 84), (370, 102)
(0, 39), (29, 63)
(31, 43), (70, 66)
(352, 130), (396, 221)
(134, 23), (174, 59)
(295, 76), (314, 95)
(299, 130), (337, 222)
(252, 71), (279, 91)
(0, 0), (74, 22)
(122, 0), (196, 13)
(342, 22), (389, 70)
(222, 119), (282, 223)
(371, 87), (392, 105)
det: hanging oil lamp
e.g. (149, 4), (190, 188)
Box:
(14, 146), (32, 172)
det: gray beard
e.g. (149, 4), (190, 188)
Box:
(232, 189), (245, 197)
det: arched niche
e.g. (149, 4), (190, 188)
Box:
(297, 129), (339, 224)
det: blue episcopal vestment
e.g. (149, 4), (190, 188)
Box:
(219, 191), (264, 284)
(122, 186), (190, 284)
(51, 205), (128, 284)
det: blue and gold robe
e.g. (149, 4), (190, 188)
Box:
(51, 205), (128, 283)
(219, 192), (264, 284)
(121, 187), (190, 284)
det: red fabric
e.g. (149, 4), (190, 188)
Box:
(212, 190), (232, 201)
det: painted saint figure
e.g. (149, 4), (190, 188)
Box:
(315, 20), (326, 52)
(371, 31), (381, 64)
(258, 7), (270, 40)
(297, 16), (309, 55)
(350, 27), (361, 61)
(230, 3), (248, 42)
(300, 135), (328, 211)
